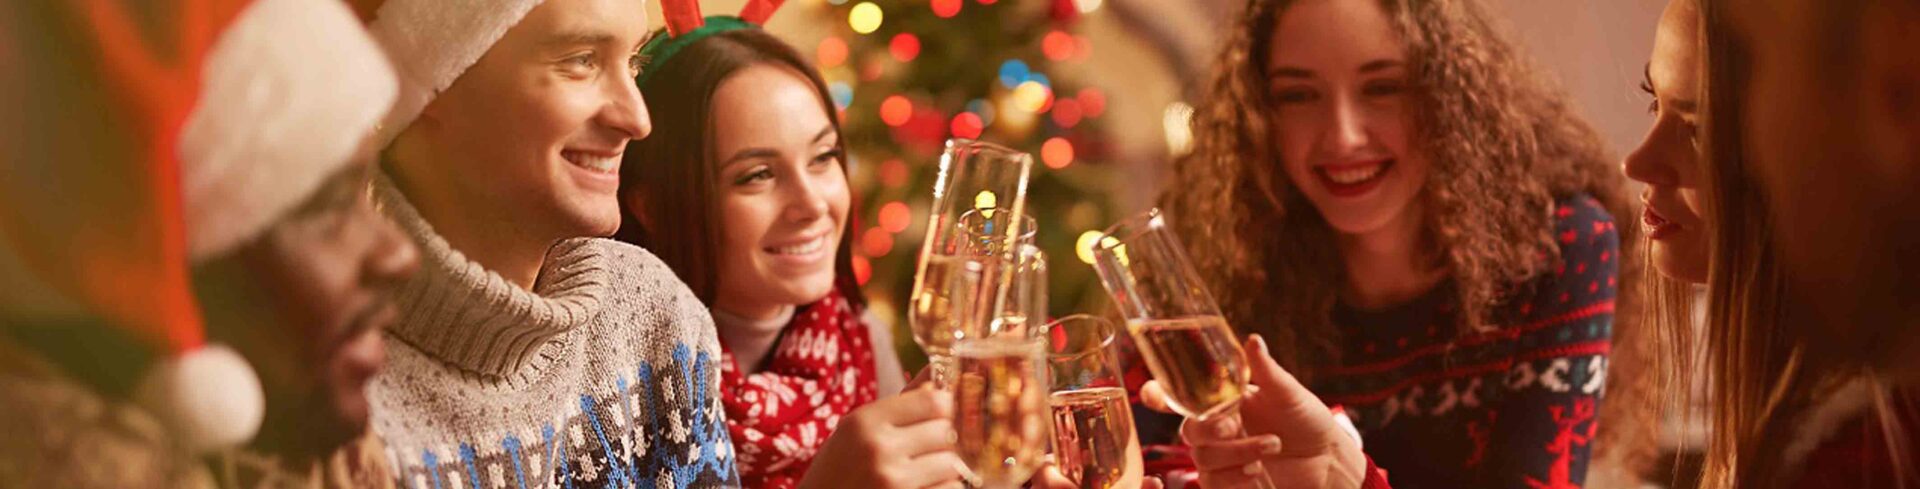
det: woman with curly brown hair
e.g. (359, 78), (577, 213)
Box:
(1148, 0), (1641, 486)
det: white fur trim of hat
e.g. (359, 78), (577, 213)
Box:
(365, 0), (548, 148)
(178, 0), (400, 261)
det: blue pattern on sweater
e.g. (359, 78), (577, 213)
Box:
(396, 342), (739, 488)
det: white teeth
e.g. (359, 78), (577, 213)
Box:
(567, 152), (620, 173)
(771, 237), (826, 256)
(1324, 163), (1385, 185)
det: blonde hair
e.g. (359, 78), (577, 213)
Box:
(1692, 0), (1915, 486)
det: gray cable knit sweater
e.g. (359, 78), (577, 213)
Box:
(367, 174), (740, 488)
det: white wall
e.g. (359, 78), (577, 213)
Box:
(1490, 0), (1667, 158)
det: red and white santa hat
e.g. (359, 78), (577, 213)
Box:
(151, 0), (399, 452)
(0, 0), (397, 453)
(362, 0), (549, 147)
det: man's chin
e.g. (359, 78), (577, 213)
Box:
(545, 194), (622, 238)
(249, 401), (368, 461)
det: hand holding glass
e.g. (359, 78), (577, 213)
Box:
(1090, 209), (1275, 489)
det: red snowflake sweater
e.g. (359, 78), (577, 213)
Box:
(1311, 194), (1617, 489)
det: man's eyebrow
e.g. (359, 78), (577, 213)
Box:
(543, 29), (617, 48)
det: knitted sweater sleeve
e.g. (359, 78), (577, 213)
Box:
(1482, 195), (1618, 489)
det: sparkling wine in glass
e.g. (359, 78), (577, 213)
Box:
(1046, 315), (1144, 489)
(954, 335), (1051, 488)
(1090, 209), (1275, 489)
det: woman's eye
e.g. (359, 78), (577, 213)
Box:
(1361, 80), (1407, 97)
(812, 149), (844, 168)
(1640, 79), (1660, 115)
(1272, 87), (1318, 104)
(736, 168), (775, 185)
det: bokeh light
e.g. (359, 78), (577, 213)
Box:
(889, 33), (921, 62)
(1050, 99), (1083, 128)
(998, 60), (1030, 89)
(1041, 137), (1074, 169)
(853, 255), (872, 284)
(880, 159), (909, 188)
(1012, 81), (1052, 113)
(829, 82), (854, 109)
(862, 227), (895, 257)
(1075, 231), (1103, 265)
(967, 98), (997, 127)
(879, 201), (913, 233)
(1042, 31), (1075, 61)
(950, 112), (984, 139)
(1077, 88), (1107, 117)
(1164, 102), (1196, 156)
(974, 190), (998, 211)
(932, 0), (963, 18)
(880, 95), (913, 127)
(817, 36), (849, 68)
(849, 2), (884, 34)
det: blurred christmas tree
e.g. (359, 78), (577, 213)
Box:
(801, 0), (1118, 369)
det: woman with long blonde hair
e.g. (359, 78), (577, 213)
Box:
(1153, 0), (1643, 486)
(1676, 0), (1920, 486)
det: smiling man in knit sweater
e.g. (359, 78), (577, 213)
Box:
(358, 0), (739, 486)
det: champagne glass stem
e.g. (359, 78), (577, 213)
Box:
(929, 353), (954, 389)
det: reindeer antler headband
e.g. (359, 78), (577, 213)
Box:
(638, 0), (787, 86)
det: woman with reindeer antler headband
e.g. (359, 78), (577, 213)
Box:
(616, 1), (975, 488)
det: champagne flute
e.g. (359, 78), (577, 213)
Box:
(1045, 315), (1144, 489)
(911, 139), (1034, 384)
(954, 334), (1051, 489)
(1089, 209), (1277, 489)
(978, 243), (1046, 339)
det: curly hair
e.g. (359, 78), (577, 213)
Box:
(1159, 0), (1651, 476)
(1162, 0), (1631, 370)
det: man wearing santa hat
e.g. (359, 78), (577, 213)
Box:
(1, 0), (417, 485)
(357, 0), (738, 486)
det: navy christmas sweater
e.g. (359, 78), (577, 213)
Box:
(1312, 194), (1618, 489)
